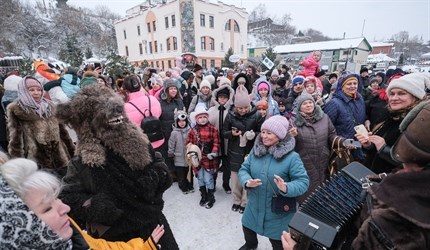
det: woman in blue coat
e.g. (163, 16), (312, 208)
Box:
(238, 115), (309, 250)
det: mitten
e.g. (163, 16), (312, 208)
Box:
(244, 130), (255, 140)
(207, 152), (217, 160)
(239, 134), (247, 147)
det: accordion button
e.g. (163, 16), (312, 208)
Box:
(284, 205), (289, 211)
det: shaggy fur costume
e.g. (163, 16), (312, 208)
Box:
(56, 84), (178, 249)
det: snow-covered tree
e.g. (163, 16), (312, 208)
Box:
(222, 47), (235, 68)
(58, 35), (84, 67)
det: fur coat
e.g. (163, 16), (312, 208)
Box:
(56, 84), (178, 249)
(7, 101), (74, 170)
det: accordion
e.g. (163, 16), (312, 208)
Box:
(289, 162), (375, 249)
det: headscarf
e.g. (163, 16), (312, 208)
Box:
(0, 175), (73, 250)
(18, 76), (51, 118)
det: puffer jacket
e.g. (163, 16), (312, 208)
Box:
(158, 92), (185, 138)
(168, 125), (190, 167)
(222, 105), (264, 171)
(300, 53), (319, 77)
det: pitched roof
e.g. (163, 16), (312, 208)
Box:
(274, 37), (372, 54)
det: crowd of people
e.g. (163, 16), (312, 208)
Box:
(0, 51), (430, 249)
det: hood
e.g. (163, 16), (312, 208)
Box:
(253, 133), (296, 160)
(232, 73), (252, 94)
(254, 77), (273, 100)
(211, 84), (234, 107)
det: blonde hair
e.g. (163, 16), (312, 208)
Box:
(0, 158), (62, 202)
(0, 151), (8, 165)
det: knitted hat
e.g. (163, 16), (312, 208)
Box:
(257, 82), (270, 91)
(256, 100), (268, 110)
(369, 76), (379, 85)
(181, 70), (193, 80)
(237, 77), (246, 84)
(271, 69), (279, 77)
(199, 79), (211, 90)
(329, 73), (338, 80)
(4, 75), (22, 91)
(25, 77), (42, 90)
(340, 74), (359, 88)
(234, 85), (250, 107)
(193, 64), (203, 72)
(261, 115), (290, 140)
(191, 105), (209, 123)
(163, 78), (177, 90)
(218, 77), (231, 86)
(216, 87), (230, 98)
(391, 101), (430, 166)
(295, 93), (315, 112)
(376, 72), (385, 82)
(386, 73), (430, 100)
(204, 75), (215, 85)
(292, 76), (305, 86)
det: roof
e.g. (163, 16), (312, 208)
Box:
(367, 53), (396, 63)
(274, 37), (372, 54)
(369, 42), (394, 47)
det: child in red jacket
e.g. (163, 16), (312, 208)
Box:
(187, 106), (220, 209)
(300, 51), (321, 77)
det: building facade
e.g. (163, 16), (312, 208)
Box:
(114, 0), (248, 71)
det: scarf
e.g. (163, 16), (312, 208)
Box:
(18, 76), (51, 118)
(299, 110), (317, 124)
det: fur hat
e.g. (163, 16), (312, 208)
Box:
(218, 77), (231, 86)
(261, 115), (290, 140)
(175, 110), (188, 127)
(295, 93), (315, 111)
(163, 78), (177, 90)
(234, 85), (250, 107)
(204, 75), (215, 85)
(4, 75), (22, 91)
(216, 87), (230, 99)
(292, 76), (305, 86)
(193, 64), (203, 72)
(386, 73), (430, 100)
(391, 101), (430, 166)
(256, 100), (268, 110)
(199, 79), (211, 90)
(181, 70), (193, 80)
(271, 69), (279, 77)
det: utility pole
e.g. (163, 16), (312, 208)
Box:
(361, 19), (366, 37)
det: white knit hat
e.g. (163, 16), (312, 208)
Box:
(386, 73), (430, 100)
(4, 75), (22, 91)
(199, 79), (211, 90)
(271, 69), (279, 77)
(204, 75), (215, 85)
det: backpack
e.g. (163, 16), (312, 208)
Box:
(129, 96), (164, 143)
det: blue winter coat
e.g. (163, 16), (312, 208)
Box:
(239, 135), (309, 240)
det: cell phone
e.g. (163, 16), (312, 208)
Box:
(343, 139), (362, 148)
(354, 124), (369, 139)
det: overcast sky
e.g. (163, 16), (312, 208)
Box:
(68, 0), (430, 42)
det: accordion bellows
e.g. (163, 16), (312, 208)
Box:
(289, 162), (375, 249)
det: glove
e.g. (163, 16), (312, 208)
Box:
(168, 152), (174, 158)
(239, 134), (247, 147)
(207, 152), (217, 160)
(244, 130), (255, 140)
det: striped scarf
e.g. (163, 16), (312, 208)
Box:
(18, 76), (51, 118)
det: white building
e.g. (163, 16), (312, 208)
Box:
(114, 0), (248, 71)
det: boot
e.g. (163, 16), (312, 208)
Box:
(205, 189), (216, 209)
(223, 181), (232, 194)
(176, 167), (188, 194)
(199, 186), (207, 206)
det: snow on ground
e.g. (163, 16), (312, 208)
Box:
(163, 173), (272, 250)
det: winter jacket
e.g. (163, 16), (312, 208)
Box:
(187, 91), (213, 113)
(300, 53), (320, 77)
(222, 106), (264, 172)
(246, 66), (260, 87)
(1, 89), (18, 112)
(238, 135), (309, 240)
(253, 78), (280, 117)
(148, 87), (163, 100)
(158, 92), (185, 139)
(352, 169), (430, 249)
(7, 101), (74, 170)
(44, 74), (81, 104)
(186, 123), (219, 171)
(125, 91), (162, 126)
(323, 84), (366, 160)
(168, 126), (190, 167)
(285, 89), (301, 113)
(208, 84), (235, 156)
(366, 93), (390, 129)
(294, 107), (337, 203)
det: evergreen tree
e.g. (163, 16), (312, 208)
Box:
(58, 35), (84, 67)
(104, 48), (134, 80)
(297, 30), (304, 37)
(18, 57), (35, 76)
(85, 47), (93, 59)
(261, 47), (279, 71)
(222, 47), (235, 68)
(398, 53), (404, 65)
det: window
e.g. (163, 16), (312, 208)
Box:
(210, 60), (215, 68)
(168, 60), (172, 69)
(147, 22), (151, 32)
(123, 30), (127, 39)
(153, 21), (156, 31)
(165, 17), (169, 29)
(156, 61), (159, 68)
(139, 43), (143, 54)
(171, 15), (176, 27)
(234, 20), (240, 32)
(209, 37), (214, 51)
(166, 38), (171, 51)
(221, 42), (224, 51)
(201, 37), (206, 50)
(225, 20), (230, 31)
(225, 19), (240, 32)
(162, 61), (165, 70)
(173, 37), (178, 50)
(154, 41), (158, 53)
(149, 41), (153, 54)
(145, 44), (147, 54)
(151, 61), (154, 67)
(209, 16), (214, 28)
(200, 14), (205, 27)
(137, 25), (141, 36)
(202, 59), (207, 69)
(125, 46), (129, 56)
(241, 45), (244, 52)
(160, 43), (163, 52)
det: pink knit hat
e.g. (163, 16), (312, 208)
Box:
(25, 77), (42, 90)
(257, 82), (269, 91)
(261, 115), (290, 140)
(234, 85), (250, 107)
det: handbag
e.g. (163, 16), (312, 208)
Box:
(267, 175), (297, 214)
(328, 136), (353, 176)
